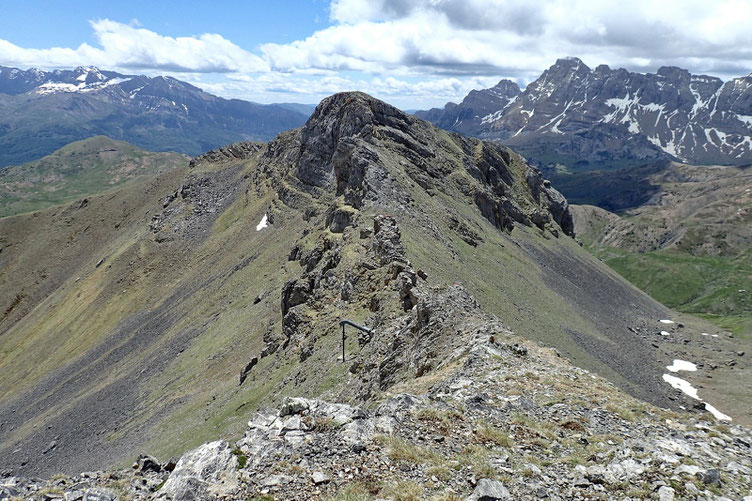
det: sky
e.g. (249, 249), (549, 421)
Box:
(1, 0), (751, 109)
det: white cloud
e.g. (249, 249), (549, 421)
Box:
(276, 0), (752, 79)
(1, 2), (752, 108)
(0, 19), (267, 73)
(193, 72), (499, 109)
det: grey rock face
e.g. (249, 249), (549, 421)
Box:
(418, 58), (752, 168)
(157, 440), (238, 501)
(295, 92), (408, 193)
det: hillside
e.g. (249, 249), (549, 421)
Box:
(572, 162), (752, 338)
(0, 136), (188, 217)
(417, 58), (752, 171)
(0, 66), (309, 167)
(0, 92), (749, 488)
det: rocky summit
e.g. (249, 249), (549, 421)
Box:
(417, 58), (752, 170)
(1, 91), (751, 499)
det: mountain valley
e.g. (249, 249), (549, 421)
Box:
(570, 161), (752, 340)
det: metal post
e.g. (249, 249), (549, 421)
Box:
(338, 320), (371, 364)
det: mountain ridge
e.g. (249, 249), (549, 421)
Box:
(417, 58), (752, 170)
(0, 92), (748, 484)
(0, 65), (309, 167)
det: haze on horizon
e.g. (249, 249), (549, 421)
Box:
(1, 0), (751, 108)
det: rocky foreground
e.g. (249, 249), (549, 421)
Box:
(3, 324), (751, 500)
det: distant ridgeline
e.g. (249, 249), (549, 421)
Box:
(0, 65), (310, 167)
(417, 58), (752, 171)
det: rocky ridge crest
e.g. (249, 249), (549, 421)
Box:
(417, 58), (752, 169)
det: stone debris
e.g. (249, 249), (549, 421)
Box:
(4, 330), (751, 500)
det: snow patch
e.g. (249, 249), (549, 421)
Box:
(660, 331), (671, 336)
(662, 374), (699, 399)
(35, 82), (83, 94)
(659, 319), (675, 324)
(704, 403), (732, 421)
(662, 374), (733, 422)
(736, 114), (752, 126)
(666, 360), (697, 372)
(256, 214), (269, 231)
(35, 77), (131, 96)
(480, 109), (504, 125)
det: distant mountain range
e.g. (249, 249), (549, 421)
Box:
(0, 66), (310, 167)
(417, 58), (752, 170)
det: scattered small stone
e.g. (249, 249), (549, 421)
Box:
(311, 471), (330, 485)
(658, 485), (675, 501)
(698, 468), (721, 486)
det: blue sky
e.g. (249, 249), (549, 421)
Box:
(0, 1), (331, 49)
(1, 0), (751, 108)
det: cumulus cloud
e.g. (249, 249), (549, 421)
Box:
(1, 1), (751, 107)
(194, 72), (499, 109)
(272, 0), (752, 79)
(0, 19), (267, 73)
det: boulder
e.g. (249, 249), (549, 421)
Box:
(311, 471), (330, 485)
(158, 441), (238, 501)
(468, 478), (511, 500)
(132, 454), (161, 473)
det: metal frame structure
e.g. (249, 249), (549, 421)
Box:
(339, 320), (372, 362)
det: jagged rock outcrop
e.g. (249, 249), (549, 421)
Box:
(265, 91), (575, 237)
(418, 58), (752, 169)
(188, 142), (263, 168)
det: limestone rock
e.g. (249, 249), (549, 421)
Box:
(157, 441), (238, 501)
(468, 478), (511, 500)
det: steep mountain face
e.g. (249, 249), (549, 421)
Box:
(0, 66), (308, 167)
(414, 79), (521, 138)
(0, 92), (748, 483)
(0, 135), (188, 217)
(417, 58), (752, 170)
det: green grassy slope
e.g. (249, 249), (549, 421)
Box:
(571, 162), (752, 340)
(1, 94), (748, 479)
(0, 135), (187, 217)
(597, 249), (752, 340)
